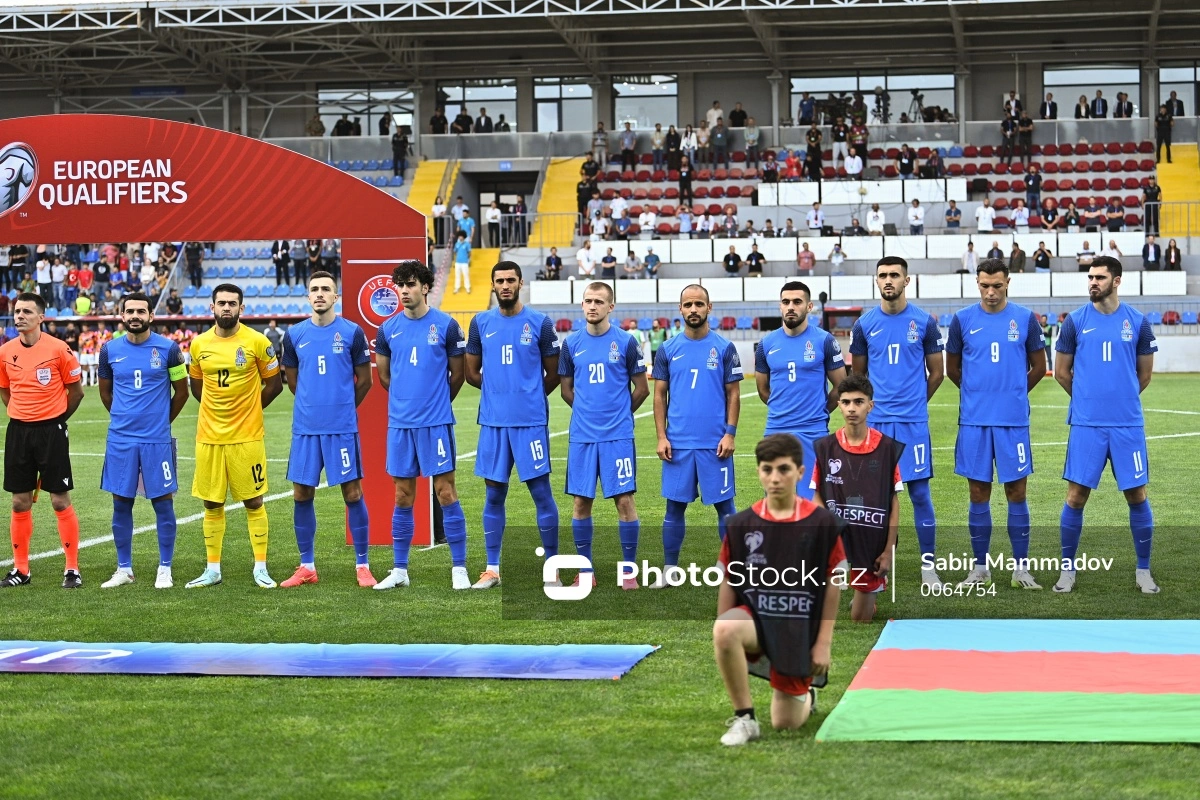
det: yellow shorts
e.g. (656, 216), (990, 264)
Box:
(192, 440), (269, 503)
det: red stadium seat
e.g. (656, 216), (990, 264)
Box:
(628, 224), (641, 235)
(1057, 161), (1074, 173)
(660, 204), (676, 216)
(1058, 178), (1075, 191)
(1012, 179), (1026, 192)
(1090, 160), (1106, 172)
(664, 187), (679, 199)
(978, 163), (993, 175)
(821, 167), (834, 179)
(821, 150), (832, 161)
(605, 170), (620, 181)
(917, 147), (931, 159)
(963, 163), (978, 176)
(1042, 179), (1058, 192)
(656, 222), (673, 235)
(707, 203), (723, 215)
(1125, 213), (1141, 227)
(1075, 160), (1090, 172)
(710, 186), (726, 198)
(714, 168), (728, 180)
(601, 188), (616, 200)
(555, 318), (571, 332)
(1139, 159), (1155, 171)
(1107, 178), (1122, 191)
(1042, 161), (1058, 174)
(619, 187), (633, 198)
(1120, 141), (1136, 154)
(1042, 143), (1058, 156)
(1121, 159), (1138, 172)
(694, 186), (709, 199)
(666, 170), (679, 182)
(640, 153), (653, 165)
(980, 145), (994, 157)
(651, 170), (666, 182)
(743, 168), (758, 179)
(1106, 159), (1121, 172)
(1090, 178), (1107, 192)
(994, 163), (1010, 175)
(948, 163), (963, 176)
(1072, 143), (1089, 156)
(697, 169), (712, 181)
(886, 147), (900, 159)
(621, 170), (635, 182)
(671, 223), (680, 233)
(1030, 144), (1043, 155)
(648, 187), (664, 200)
(993, 198), (1009, 210)
(1105, 142), (1121, 155)
(740, 185), (755, 197)
(869, 148), (885, 159)
(993, 179), (1011, 192)
(884, 165), (898, 177)
(692, 203), (704, 215)
(1089, 143), (1104, 155)
(645, 204), (659, 214)
(1124, 195), (1139, 207)
(636, 170), (651, 182)
(993, 216), (1011, 228)
(1123, 177), (1140, 190)
(657, 317), (669, 328)
(963, 145), (979, 158)
(729, 168), (743, 179)
(629, 204), (643, 216)
(1138, 141), (1154, 153)
(633, 188), (648, 200)
(720, 316), (736, 331)
(1028, 214), (1042, 227)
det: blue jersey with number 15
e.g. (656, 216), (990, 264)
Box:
(467, 306), (559, 428)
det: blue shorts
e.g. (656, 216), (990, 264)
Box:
(661, 448), (735, 505)
(386, 425), (456, 479)
(1064, 425), (1149, 491)
(955, 425), (1033, 484)
(474, 425), (551, 483)
(766, 425), (828, 501)
(565, 439), (636, 499)
(288, 433), (363, 487)
(873, 421), (933, 483)
(100, 440), (177, 499)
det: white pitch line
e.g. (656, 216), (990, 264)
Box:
(0, 483), (331, 569)
(0, 451), (290, 464)
(930, 402), (1200, 417)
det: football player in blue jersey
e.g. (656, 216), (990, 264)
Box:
(374, 260), (471, 590)
(945, 259), (1046, 589)
(652, 284), (743, 583)
(465, 262), (561, 589)
(849, 257), (945, 585)
(755, 281), (846, 500)
(279, 271), (375, 588)
(1053, 256), (1159, 594)
(559, 283), (650, 589)
(98, 292), (189, 589)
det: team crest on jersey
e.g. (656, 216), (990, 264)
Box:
(1008, 319), (1020, 342)
(744, 531), (767, 565)
(520, 323), (532, 345)
(333, 331), (345, 353)
(36, 367), (51, 386)
(707, 346), (719, 370)
(804, 339), (816, 362)
(1121, 319), (1133, 342)
(235, 346), (246, 368)
(608, 341), (621, 362)
(149, 348), (162, 369)
(906, 319), (919, 343)
(427, 324), (439, 345)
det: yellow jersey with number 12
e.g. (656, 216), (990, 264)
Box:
(189, 324), (280, 445)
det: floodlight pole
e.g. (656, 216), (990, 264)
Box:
(768, 70), (782, 151)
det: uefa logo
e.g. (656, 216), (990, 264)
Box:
(357, 274), (401, 330)
(0, 142), (37, 219)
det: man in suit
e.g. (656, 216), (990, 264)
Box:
(510, 194), (529, 246)
(1040, 92), (1058, 120)
(271, 240), (290, 286)
(1091, 90), (1108, 119)
(1166, 91), (1185, 118)
(1113, 92), (1134, 119)
(1007, 90), (1023, 118)
(474, 107), (494, 134)
(1142, 235), (1162, 271)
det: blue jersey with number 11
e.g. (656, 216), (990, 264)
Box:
(281, 317), (371, 435)
(850, 303), (943, 424)
(1056, 302), (1156, 427)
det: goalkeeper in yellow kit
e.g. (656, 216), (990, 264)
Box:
(185, 284), (284, 588)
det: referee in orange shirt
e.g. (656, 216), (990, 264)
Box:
(0, 293), (85, 588)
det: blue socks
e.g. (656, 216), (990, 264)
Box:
(714, 499), (737, 542)
(1007, 500), (1031, 562)
(151, 496), (176, 567)
(483, 482), (508, 566)
(391, 505), (415, 569)
(346, 497), (370, 566)
(662, 500), (688, 566)
(294, 498), (317, 565)
(112, 496), (135, 570)
(618, 520), (640, 563)
(968, 501), (992, 565)
(908, 479), (937, 557)
(442, 500), (468, 568)
(1129, 499), (1154, 570)
(1060, 503), (1084, 566)
(572, 518), (594, 570)
(527, 474), (559, 558)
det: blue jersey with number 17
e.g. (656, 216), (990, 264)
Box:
(945, 301), (1043, 427)
(652, 330), (742, 450)
(375, 307), (465, 429)
(1055, 302), (1156, 427)
(281, 317), (371, 435)
(558, 325), (646, 443)
(467, 306), (560, 428)
(98, 333), (185, 443)
(850, 303), (943, 423)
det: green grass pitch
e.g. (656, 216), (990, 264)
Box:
(2, 373), (1199, 798)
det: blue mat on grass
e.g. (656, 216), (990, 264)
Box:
(0, 641), (657, 679)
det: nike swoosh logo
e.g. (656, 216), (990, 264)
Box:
(1082, 327), (1096, 334)
(437, 459), (449, 467)
(299, 342), (310, 348)
(913, 467), (927, 473)
(1134, 471), (1146, 479)
(672, 354), (685, 361)
(1017, 464), (1029, 473)
(533, 462), (546, 469)
(1138, 537), (1151, 543)
(486, 332), (498, 338)
(111, 356), (127, 363)
(969, 328), (983, 334)
(768, 348), (780, 355)
(341, 468), (352, 475)
(720, 487), (732, 494)
(869, 330), (883, 337)
(619, 479), (631, 487)
(199, 354), (211, 360)
(254, 482), (265, 490)
(574, 351), (586, 357)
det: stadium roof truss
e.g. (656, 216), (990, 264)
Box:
(2, 0), (1200, 92)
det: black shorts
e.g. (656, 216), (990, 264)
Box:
(4, 417), (73, 494)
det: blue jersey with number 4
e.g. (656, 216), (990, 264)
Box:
(375, 307), (465, 429)
(1055, 302), (1156, 427)
(98, 333), (184, 443)
(467, 307), (559, 428)
(755, 325), (843, 433)
(850, 303), (943, 424)
(945, 302), (1043, 427)
(652, 330), (742, 450)
(559, 325), (645, 443)
(281, 318), (371, 435)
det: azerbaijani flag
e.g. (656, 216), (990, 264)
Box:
(817, 619), (1200, 742)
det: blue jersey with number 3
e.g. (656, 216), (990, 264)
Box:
(467, 307), (559, 428)
(1055, 302), (1156, 427)
(652, 330), (742, 450)
(945, 302), (1043, 427)
(98, 333), (184, 443)
(558, 326), (646, 443)
(375, 308), (465, 429)
(755, 325), (843, 433)
(849, 303), (943, 424)
(281, 318), (371, 435)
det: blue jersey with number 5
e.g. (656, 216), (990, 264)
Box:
(850, 303), (943, 424)
(281, 317), (371, 435)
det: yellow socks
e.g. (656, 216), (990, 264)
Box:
(203, 507), (226, 564)
(246, 505), (269, 562)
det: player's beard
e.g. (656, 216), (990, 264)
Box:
(215, 312), (240, 330)
(125, 318), (150, 334)
(1089, 285), (1114, 302)
(782, 312), (803, 330)
(879, 286), (902, 301)
(497, 294), (518, 311)
(684, 313), (707, 330)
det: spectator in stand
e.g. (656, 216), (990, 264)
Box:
(665, 125), (682, 171)
(1010, 242), (1027, 273)
(975, 198), (996, 233)
(925, 149), (945, 178)
(576, 173), (594, 224)
(576, 241), (595, 276)
(696, 211), (713, 239)
(998, 115), (1017, 166)
(1074, 94), (1090, 119)
(109, 264), (127, 297)
(1082, 197), (1105, 232)
(706, 101), (724, 130)
(485, 200), (502, 247)
(1155, 105), (1173, 163)
(73, 292), (92, 317)
(1034, 242), (1053, 272)
(1025, 163), (1042, 210)
(648, 319), (666, 361)
(1041, 199), (1060, 231)
(781, 218), (799, 237)
(543, 247), (562, 280)
(844, 148), (863, 179)
(866, 204), (885, 236)
(431, 195), (449, 245)
(495, 115), (511, 133)
(94, 254), (114, 298)
(429, 107), (448, 134)
(803, 148), (822, 183)
(609, 192), (629, 220)
(722, 245), (742, 275)
(1040, 92), (1058, 120)
(846, 218), (868, 236)
(830, 115), (850, 172)
(600, 248), (617, 279)
(721, 212), (739, 238)
(619, 122), (637, 171)
(143, 241), (161, 269)
(806, 202), (825, 234)
(138, 258), (156, 294)
(623, 251), (644, 280)
(391, 127), (409, 176)
(983, 241), (1003, 260)
(797, 92), (816, 125)
(741, 221), (758, 238)
(1106, 199), (1126, 233)
(761, 220), (777, 237)
(586, 189), (605, 222)
(1064, 202), (1082, 232)
(895, 144), (918, 179)
(804, 120), (822, 161)
(778, 148), (799, 180)
(678, 155), (694, 207)
(644, 247), (661, 278)
(681, 124), (698, 166)
(458, 208), (477, 246)
(796, 241), (815, 276)
(1165, 238), (1182, 270)
(1076, 241), (1096, 271)
(590, 212), (609, 241)
(961, 242), (978, 272)
(592, 122), (608, 164)
(1142, 175), (1162, 234)
(297, 238), (319, 286)
(650, 123), (666, 172)
(711, 119), (730, 170)
(34, 253), (53, 307)
(945, 199), (962, 229)
(101, 289), (118, 315)
(744, 118), (760, 167)
(1142, 235), (1161, 271)
(1007, 90), (1023, 118)
(678, 208), (694, 239)
(473, 107), (494, 133)
(849, 119), (869, 159)
(907, 199), (925, 235)
(728, 102), (748, 128)
(1012, 199), (1030, 232)
(669, 318), (683, 338)
(1017, 112), (1034, 165)
(63, 262), (80, 309)
(1101, 239), (1122, 259)
(451, 105), (473, 134)
(745, 243), (766, 277)
(1114, 93), (1134, 118)
(614, 210), (633, 240)
(581, 151), (600, 181)
(1091, 90), (1108, 119)
(1166, 91), (1185, 117)
(452, 231), (472, 293)
(264, 320), (284, 359)
(696, 121), (710, 166)
(638, 207), (657, 239)
(828, 243), (845, 272)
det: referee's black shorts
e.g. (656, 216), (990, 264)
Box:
(4, 416), (73, 494)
